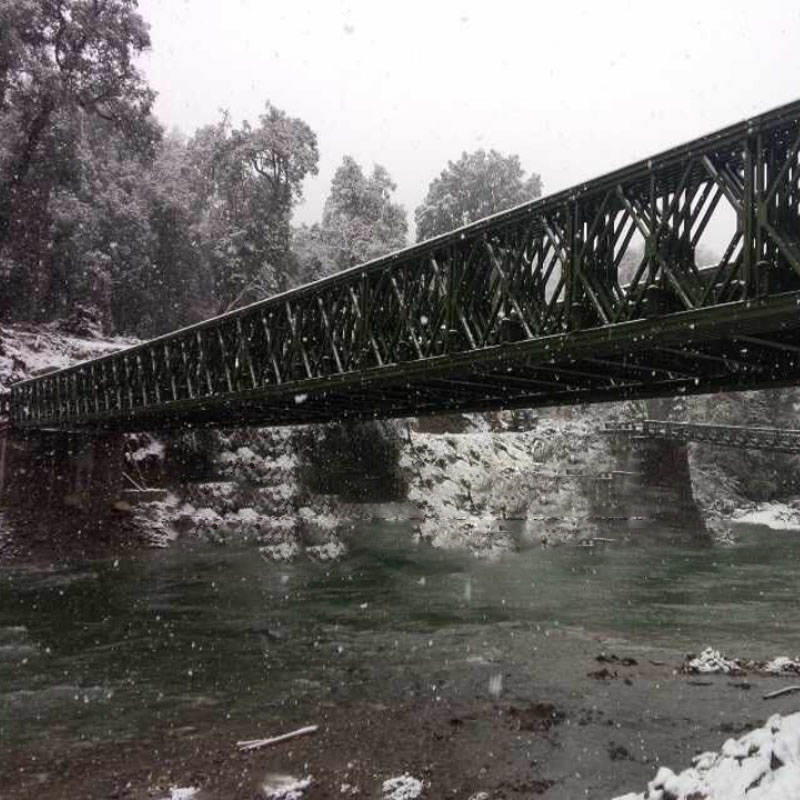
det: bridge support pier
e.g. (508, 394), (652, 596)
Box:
(0, 431), (125, 516)
(606, 436), (706, 535)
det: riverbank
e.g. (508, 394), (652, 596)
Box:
(4, 620), (800, 800)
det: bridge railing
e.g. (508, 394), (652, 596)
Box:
(11, 98), (800, 429)
(604, 419), (800, 452)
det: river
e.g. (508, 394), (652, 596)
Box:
(1, 518), (799, 798)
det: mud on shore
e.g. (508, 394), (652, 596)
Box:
(4, 625), (798, 800)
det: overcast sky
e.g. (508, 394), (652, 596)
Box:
(137, 0), (800, 232)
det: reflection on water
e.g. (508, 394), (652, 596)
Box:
(0, 517), (798, 772)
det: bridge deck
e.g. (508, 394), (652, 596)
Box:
(10, 98), (800, 431)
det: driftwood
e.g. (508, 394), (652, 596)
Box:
(763, 685), (800, 700)
(237, 724), (319, 752)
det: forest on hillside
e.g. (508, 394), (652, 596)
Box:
(0, 0), (541, 336)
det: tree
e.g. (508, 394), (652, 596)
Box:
(187, 104), (319, 311)
(414, 149), (542, 241)
(291, 156), (407, 283)
(290, 223), (334, 285)
(320, 156), (407, 272)
(0, 0), (158, 320)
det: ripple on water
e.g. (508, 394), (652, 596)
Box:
(0, 684), (112, 715)
(0, 624), (28, 639)
(0, 642), (38, 658)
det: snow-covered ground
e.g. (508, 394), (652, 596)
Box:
(401, 420), (616, 557)
(612, 711), (800, 800)
(0, 320), (138, 393)
(733, 502), (800, 531)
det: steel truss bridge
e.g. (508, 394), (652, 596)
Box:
(604, 419), (800, 453)
(10, 99), (800, 432)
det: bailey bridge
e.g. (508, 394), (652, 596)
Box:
(8, 99), (800, 433)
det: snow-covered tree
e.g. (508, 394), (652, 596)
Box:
(186, 104), (319, 312)
(321, 156), (408, 272)
(414, 149), (542, 242)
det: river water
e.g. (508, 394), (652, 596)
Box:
(1, 517), (799, 796)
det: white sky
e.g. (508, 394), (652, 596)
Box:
(138, 0), (800, 232)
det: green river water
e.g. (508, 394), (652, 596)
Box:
(0, 517), (798, 790)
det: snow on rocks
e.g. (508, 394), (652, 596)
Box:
(157, 788), (198, 800)
(401, 420), (614, 557)
(0, 321), (137, 393)
(612, 711), (800, 800)
(127, 493), (181, 548)
(381, 774), (424, 800)
(306, 540), (347, 561)
(734, 502), (800, 531)
(259, 541), (301, 562)
(763, 656), (800, 675)
(127, 437), (165, 464)
(682, 647), (800, 676)
(260, 774), (312, 799)
(171, 427), (348, 559)
(682, 647), (744, 675)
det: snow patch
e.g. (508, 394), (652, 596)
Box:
(381, 774), (424, 800)
(734, 502), (800, 531)
(166, 789), (198, 800)
(683, 647), (743, 675)
(612, 711), (800, 800)
(306, 540), (347, 561)
(129, 439), (165, 463)
(401, 421), (613, 557)
(763, 656), (800, 675)
(681, 647), (800, 676)
(260, 542), (301, 562)
(261, 775), (312, 799)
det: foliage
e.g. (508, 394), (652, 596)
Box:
(0, 0), (158, 321)
(0, 2), (321, 333)
(414, 149), (542, 241)
(290, 157), (409, 493)
(186, 105), (319, 312)
(321, 156), (407, 271)
(292, 156), (408, 284)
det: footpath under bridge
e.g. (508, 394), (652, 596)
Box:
(11, 99), (800, 432)
(604, 420), (800, 454)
